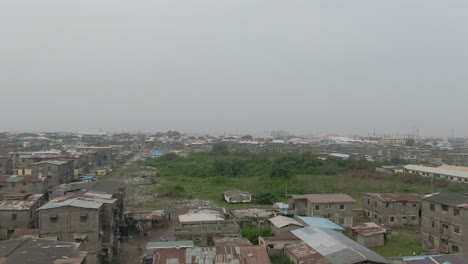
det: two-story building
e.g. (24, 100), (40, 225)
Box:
(0, 175), (48, 195)
(421, 193), (468, 255)
(0, 200), (39, 240)
(288, 194), (355, 228)
(362, 193), (421, 226)
(0, 157), (13, 175)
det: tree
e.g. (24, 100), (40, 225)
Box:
(270, 162), (293, 180)
(241, 135), (253, 140)
(406, 138), (416, 147)
(255, 192), (278, 204)
(211, 142), (229, 155)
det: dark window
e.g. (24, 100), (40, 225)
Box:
(451, 245), (459, 253)
(374, 214), (377, 220)
(431, 219), (435, 227)
(454, 209), (460, 216)
(442, 223), (449, 229)
(11, 214), (16, 220)
(339, 218), (344, 225)
(412, 203), (417, 207)
(340, 204), (345, 210)
(390, 216), (395, 222)
(315, 205), (320, 211)
(454, 226), (460, 234)
(80, 215), (88, 223)
(367, 199), (370, 204)
(429, 204), (435, 211)
(441, 205), (448, 211)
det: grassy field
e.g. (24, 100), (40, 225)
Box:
(372, 227), (425, 257)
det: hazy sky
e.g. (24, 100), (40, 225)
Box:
(1, 1), (467, 136)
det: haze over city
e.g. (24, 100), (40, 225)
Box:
(1, 0), (467, 136)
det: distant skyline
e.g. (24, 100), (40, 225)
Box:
(1, 1), (467, 137)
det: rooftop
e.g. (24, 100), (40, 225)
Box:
(291, 227), (388, 264)
(422, 193), (468, 208)
(178, 213), (224, 223)
(290, 193), (356, 204)
(262, 232), (300, 242)
(402, 254), (468, 264)
(404, 164), (468, 179)
(269, 215), (303, 229)
(0, 175), (46, 183)
(38, 197), (103, 210)
(212, 237), (252, 247)
(295, 216), (345, 231)
(284, 241), (331, 264)
(0, 200), (37, 211)
(364, 193), (421, 202)
(0, 238), (87, 264)
(31, 160), (69, 166)
(223, 190), (252, 196)
(352, 222), (388, 237)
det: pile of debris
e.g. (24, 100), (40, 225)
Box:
(124, 176), (157, 185)
(168, 199), (214, 209)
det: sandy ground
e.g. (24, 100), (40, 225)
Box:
(112, 212), (179, 264)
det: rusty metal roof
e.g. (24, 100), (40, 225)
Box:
(364, 193), (421, 202)
(151, 246), (271, 264)
(262, 232), (300, 242)
(212, 237), (252, 247)
(290, 194), (356, 203)
(352, 222), (388, 237)
(0, 200), (37, 211)
(285, 241), (331, 264)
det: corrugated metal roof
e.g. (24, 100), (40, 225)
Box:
(404, 165), (468, 179)
(178, 213), (224, 223)
(285, 241), (331, 264)
(290, 194), (356, 204)
(364, 193), (421, 202)
(269, 215), (303, 229)
(38, 197), (102, 210)
(296, 216), (345, 231)
(0, 200), (37, 210)
(352, 222), (388, 236)
(422, 193), (468, 207)
(291, 227), (388, 264)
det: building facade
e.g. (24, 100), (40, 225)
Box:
(288, 194), (355, 228)
(362, 193), (421, 226)
(421, 193), (468, 255)
(30, 160), (73, 188)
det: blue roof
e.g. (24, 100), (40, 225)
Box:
(296, 216), (345, 231)
(151, 151), (165, 157)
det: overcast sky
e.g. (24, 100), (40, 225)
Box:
(1, 1), (467, 137)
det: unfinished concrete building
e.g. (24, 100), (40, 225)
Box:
(362, 193), (421, 227)
(29, 160), (73, 188)
(421, 193), (468, 255)
(0, 200), (39, 240)
(37, 195), (118, 264)
(0, 175), (47, 195)
(174, 220), (242, 247)
(0, 156), (13, 175)
(288, 194), (356, 228)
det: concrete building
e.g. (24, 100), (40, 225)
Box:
(223, 190), (252, 203)
(0, 175), (47, 195)
(268, 215), (303, 234)
(0, 157), (13, 175)
(288, 194), (356, 228)
(259, 232), (301, 256)
(0, 237), (87, 263)
(37, 195), (118, 264)
(291, 227), (388, 264)
(174, 220), (242, 247)
(352, 222), (389, 248)
(362, 193), (421, 226)
(404, 165), (468, 183)
(421, 193), (468, 255)
(29, 160), (73, 188)
(284, 241), (331, 264)
(0, 200), (39, 240)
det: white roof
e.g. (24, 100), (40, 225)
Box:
(178, 213), (224, 223)
(439, 165), (468, 173)
(269, 215), (303, 229)
(404, 165), (468, 179)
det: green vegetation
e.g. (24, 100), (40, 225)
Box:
(372, 227), (425, 257)
(270, 254), (294, 264)
(241, 222), (271, 244)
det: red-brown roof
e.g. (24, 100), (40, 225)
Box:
(290, 194), (355, 203)
(285, 241), (331, 264)
(352, 222), (388, 236)
(364, 193), (421, 202)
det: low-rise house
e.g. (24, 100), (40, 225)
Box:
(352, 222), (390, 247)
(29, 160), (73, 188)
(294, 216), (345, 232)
(259, 232), (301, 255)
(0, 175), (48, 195)
(230, 208), (279, 225)
(0, 200), (39, 240)
(404, 165), (468, 183)
(291, 227), (388, 264)
(421, 193), (468, 254)
(223, 190), (252, 203)
(362, 193), (421, 226)
(268, 215), (303, 234)
(0, 237), (87, 263)
(288, 194), (356, 228)
(148, 246), (271, 264)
